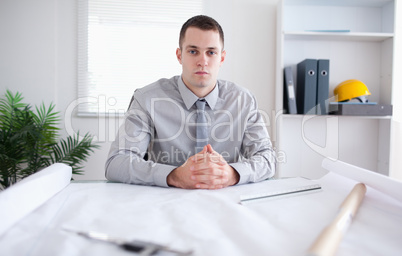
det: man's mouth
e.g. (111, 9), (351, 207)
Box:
(195, 71), (208, 75)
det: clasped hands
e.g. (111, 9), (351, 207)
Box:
(167, 144), (240, 189)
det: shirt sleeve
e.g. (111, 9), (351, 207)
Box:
(105, 91), (175, 187)
(229, 96), (276, 185)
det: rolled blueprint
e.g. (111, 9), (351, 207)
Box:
(0, 163), (72, 236)
(307, 183), (366, 256)
(322, 158), (402, 202)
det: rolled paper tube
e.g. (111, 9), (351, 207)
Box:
(307, 183), (366, 256)
(0, 163), (72, 236)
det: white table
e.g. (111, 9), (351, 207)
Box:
(1, 168), (402, 256)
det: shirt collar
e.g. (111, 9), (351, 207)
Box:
(178, 76), (219, 110)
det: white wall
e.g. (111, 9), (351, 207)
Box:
(0, 0), (279, 180)
(390, 0), (402, 180)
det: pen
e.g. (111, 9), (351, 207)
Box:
(306, 183), (366, 256)
(63, 227), (193, 256)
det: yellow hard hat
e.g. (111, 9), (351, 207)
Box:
(334, 79), (371, 102)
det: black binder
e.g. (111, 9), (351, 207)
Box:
(283, 66), (297, 114)
(317, 59), (330, 114)
(296, 59), (317, 114)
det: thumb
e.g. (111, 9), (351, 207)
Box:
(206, 144), (214, 154)
(207, 144), (226, 165)
(201, 145), (208, 154)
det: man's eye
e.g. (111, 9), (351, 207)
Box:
(209, 51), (217, 55)
(189, 50), (197, 54)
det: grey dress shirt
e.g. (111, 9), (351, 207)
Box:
(105, 76), (275, 187)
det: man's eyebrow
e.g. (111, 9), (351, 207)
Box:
(185, 45), (218, 50)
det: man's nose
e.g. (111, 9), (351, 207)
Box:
(197, 53), (208, 67)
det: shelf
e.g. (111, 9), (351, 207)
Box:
(284, 0), (393, 7)
(276, 0), (396, 178)
(283, 31), (394, 42)
(281, 114), (392, 120)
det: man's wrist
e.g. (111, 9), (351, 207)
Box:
(229, 167), (240, 186)
(167, 168), (178, 187)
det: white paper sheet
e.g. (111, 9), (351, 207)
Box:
(322, 158), (402, 202)
(0, 163), (72, 236)
(0, 170), (401, 256)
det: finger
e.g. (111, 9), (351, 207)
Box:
(191, 171), (229, 183)
(201, 153), (226, 165)
(195, 183), (212, 189)
(180, 158), (190, 167)
(192, 151), (224, 165)
(208, 144), (219, 155)
(190, 161), (223, 173)
(192, 154), (207, 163)
(191, 167), (228, 177)
(193, 147), (208, 160)
(192, 148), (209, 162)
(206, 144), (213, 154)
(201, 145), (208, 154)
(206, 147), (227, 165)
(195, 181), (225, 189)
(211, 154), (226, 164)
(195, 183), (224, 190)
(191, 174), (228, 183)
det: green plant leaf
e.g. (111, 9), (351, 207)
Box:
(50, 132), (100, 175)
(0, 90), (99, 190)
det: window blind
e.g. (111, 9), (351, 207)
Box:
(77, 0), (202, 115)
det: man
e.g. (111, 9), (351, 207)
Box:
(105, 15), (275, 189)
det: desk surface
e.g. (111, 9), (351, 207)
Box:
(1, 172), (402, 256)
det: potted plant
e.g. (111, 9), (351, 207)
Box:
(0, 90), (99, 190)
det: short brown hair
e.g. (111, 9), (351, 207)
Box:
(179, 15), (224, 49)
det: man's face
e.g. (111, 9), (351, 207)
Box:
(176, 27), (226, 95)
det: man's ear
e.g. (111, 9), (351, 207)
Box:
(176, 48), (182, 64)
(220, 50), (226, 66)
